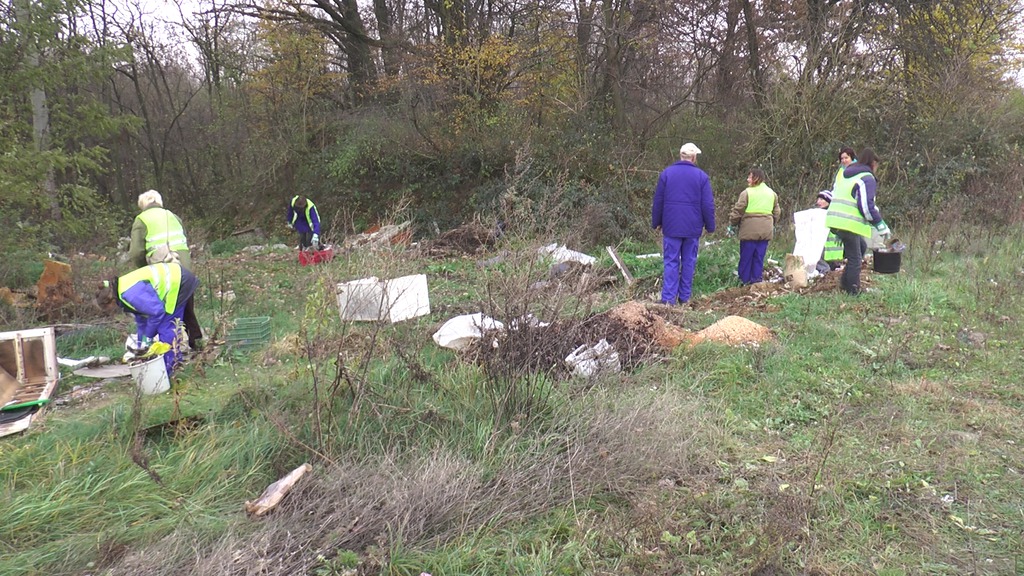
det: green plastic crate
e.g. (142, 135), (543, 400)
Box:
(227, 317), (271, 348)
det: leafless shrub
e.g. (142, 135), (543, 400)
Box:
(103, 391), (719, 575)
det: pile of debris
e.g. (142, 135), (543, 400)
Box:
(423, 221), (500, 257)
(434, 300), (773, 381)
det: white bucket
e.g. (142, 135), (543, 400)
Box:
(129, 356), (170, 395)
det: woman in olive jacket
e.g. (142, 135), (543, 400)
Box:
(729, 167), (781, 284)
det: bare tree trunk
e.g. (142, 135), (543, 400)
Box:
(741, 0), (764, 108)
(15, 0), (61, 221)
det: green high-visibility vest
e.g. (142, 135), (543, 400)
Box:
(823, 233), (844, 261)
(290, 196), (317, 227)
(138, 208), (188, 260)
(745, 183), (776, 214)
(118, 263), (182, 315)
(825, 172), (871, 237)
(832, 167), (844, 194)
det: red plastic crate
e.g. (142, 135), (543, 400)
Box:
(298, 247), (334, 266)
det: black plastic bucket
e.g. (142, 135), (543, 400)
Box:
(872, 249), (901, 274)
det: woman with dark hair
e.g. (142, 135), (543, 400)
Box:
(729, 167), (780, 285)
(833, 147), (857, 191)
(826, 147), (891, 295)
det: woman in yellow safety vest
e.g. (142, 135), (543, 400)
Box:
(98, 263), (199, 376)
(286, 196), (322, 249)
(728, 167), (781, 285)
(825, 147), (891, 295)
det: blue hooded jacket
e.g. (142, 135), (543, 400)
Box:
(842, 162), (883, 225)
(652, 160), (716, 237)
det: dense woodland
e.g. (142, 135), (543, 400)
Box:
(2, 0), (1024, 265)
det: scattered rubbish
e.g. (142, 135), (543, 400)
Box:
(58, 356), (110, 371)
(549, 260), (590, 279)
(336, 274), (430, 323)
(215, 290), (236, 302)
(55, 381), (112, 404)
(606, 246), (635, 285)
(343, 221), (412, 251)
(299, 245), (335, 266)
(692, 315), (773, 346)
(783, 254), (808, 288)
(565, 339), (620, 377)
(538, 243), (596, 266)
(36, 259), (80, 318)
(130, 355), (170, 395)
(476, 252), (507, 268)
(426, 221), (498, 257)
(245, 462), (313, 516)
(227, 317), (272, 349)
(432, 313), (504, 351)
(509, 314), (549, 330)
(0, 327), (59, 437)
(73, 364), (131, 379)
(636, 253), (661, 259)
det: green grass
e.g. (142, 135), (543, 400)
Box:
(3, 225), (1024, 575)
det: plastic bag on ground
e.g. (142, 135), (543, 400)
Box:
(432, 313), (505, 351)
(565, 339), (620, 377)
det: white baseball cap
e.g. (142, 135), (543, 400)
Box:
(680, 142), (702, 156)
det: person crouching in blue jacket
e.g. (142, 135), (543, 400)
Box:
(651, 142), (717, 305)
(286, 195), (322, 249)
(98, 262), (199, 376)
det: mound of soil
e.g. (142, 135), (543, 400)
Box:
(693, 315), (773, 345)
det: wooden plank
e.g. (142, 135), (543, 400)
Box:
(605, 246), (635, 286)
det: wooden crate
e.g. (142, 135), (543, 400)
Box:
(0, 327), (59, 437)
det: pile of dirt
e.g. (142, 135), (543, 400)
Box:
(601, 301), (694, 351)
(692, 315), (773, 345)
(468, 301), (692, 380)
(424, 222), (499, 257)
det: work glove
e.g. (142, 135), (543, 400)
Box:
(311, 234), (320, 248)
(129, 335), (151, 354)
(873, 220), (891, 239)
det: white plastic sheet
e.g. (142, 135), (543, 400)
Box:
(792, 209), (830, 274)
(432, 313), (505, 351)
(336, 274), (431, 323)
(538, 243), (597, 266)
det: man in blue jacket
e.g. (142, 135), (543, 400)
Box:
(652, 142), (716, 304)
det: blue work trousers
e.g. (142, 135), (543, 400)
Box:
(661, 236), (700, 304)
(738, 240), (769, 284)
(155, 305), (187, 375)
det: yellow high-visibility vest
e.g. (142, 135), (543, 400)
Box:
(825, 173), (871, 237)
(117, 263), (182, 315)
(138, 208), (188, 260)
